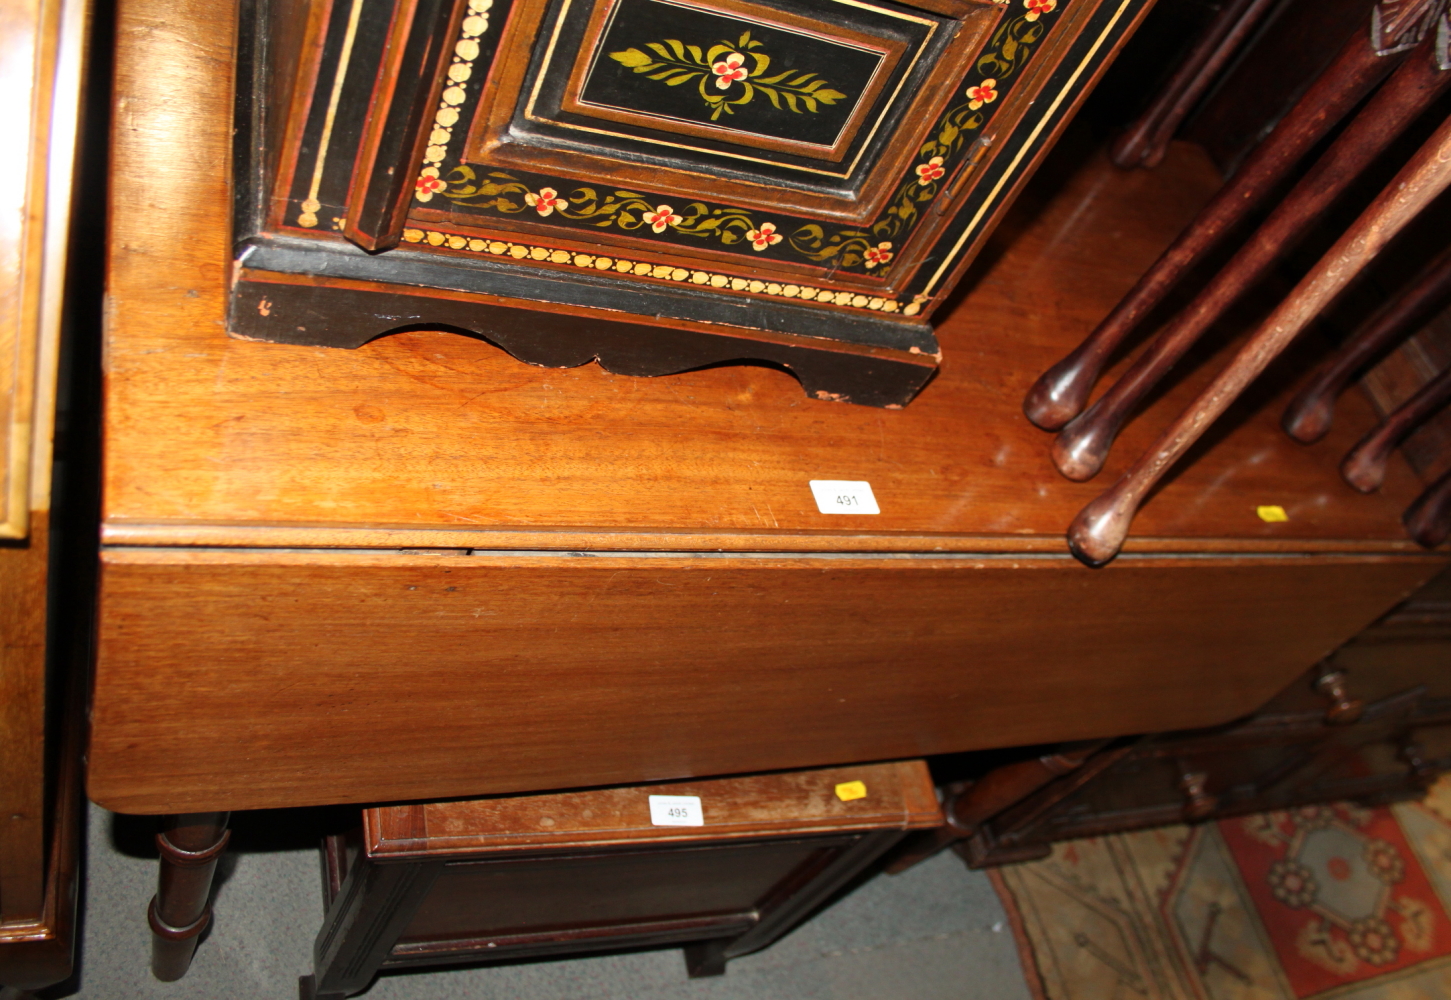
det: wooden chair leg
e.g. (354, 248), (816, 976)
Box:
(1109, 0), (1278, 170)
(1341, 363), (1451, 491)
(1284, 244), (1451, 443)
(150, 812), (230, 982)
(1051, 29), (1451, 481)
(1404, 462), (1451, 547)
(1068, 110), (1451, 567)
(1022, 12), (1406, 432)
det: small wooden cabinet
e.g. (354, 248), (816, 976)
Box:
(302, 760), (939, 998)
(0, 0), (87, 989)
(228, 0), (1159, 404)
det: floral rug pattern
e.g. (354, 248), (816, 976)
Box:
(991, 776), (1451, 1000)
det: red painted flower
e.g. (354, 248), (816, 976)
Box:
(415, 167), (446, 201)
(746, 221), (783, 251)
(1024, 0), (1055, 19)
(525, 187), (563, 216)
(864, 242), (893, 268)
(915, 156), (945, 183)
(966, 78), (998, 109)
(643, 204), (683, 233)
(712, 52), (749, 89)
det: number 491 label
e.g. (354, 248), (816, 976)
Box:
(649, 795), (704, 827)
(809, 480), (880, 515)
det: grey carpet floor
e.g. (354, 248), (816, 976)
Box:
(67, 803), (1034, 1000)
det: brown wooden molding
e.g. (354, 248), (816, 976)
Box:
(343, 0), (464, 252)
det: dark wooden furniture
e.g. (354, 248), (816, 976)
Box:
(1021, 1), (1412, 432)
(1106, 0), (1276, 171)
(1052, 29), (1451, 482)
(226, 0), (1164, 406)
(0, 0), (87, 989)
(880, 565), (1451, 871)
(1342, 362), (1451, 493)
(1284, 244), (1451, 444)
(1406, 465), (1451, 546)
(97, 0), (1450, 979)
(1068, 107), (1451, 566)
(957, 566), (1451, 865)
(301, 761), (939, 998)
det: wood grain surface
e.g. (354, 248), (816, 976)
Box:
(104, 0), (1434, 554)
(0, 515), (48, 920)
(95, 0), (1450, 818)
(368, 760), (940, 858)
(89, 548), (1443, 813)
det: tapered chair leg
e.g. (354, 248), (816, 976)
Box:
(1023, 10), (1410, 432)
(1404, 463), (1451, 547)
(1068, 111), (1451, 567)
(1342, 363), (1451, 491)
(1284, 244), (1451, 443)
(1109, 0), (1278, 170)
(1050, 30), (1451, 481)
(150, 812), (230, 981)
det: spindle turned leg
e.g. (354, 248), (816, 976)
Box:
(150, 812), (230, 981)
(1341, 363), (1451, 492)
(1109, 0), (1276, 170)
(1284, 245), (1451, 442)
(1052, 29), (1451, 481)
(1068, 110), (1451, 567)
(1022, 16), (1405, 431)
(1404, 463), (1451, 547)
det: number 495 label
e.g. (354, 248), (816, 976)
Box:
(809, 480), (880, 515)
(649, 795), (704, 827)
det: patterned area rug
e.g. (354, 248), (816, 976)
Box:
(991, 776), (1451, 999)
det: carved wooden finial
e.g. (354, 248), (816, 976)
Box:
(1373, 0), (1446, 56)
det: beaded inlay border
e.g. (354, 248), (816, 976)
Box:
(400, 226), (927, 314)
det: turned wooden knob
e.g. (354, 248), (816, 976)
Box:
(1179, 767), (1218, 820)
(1315, 670), (1365, 725)
(1400, 741), (1440, 787)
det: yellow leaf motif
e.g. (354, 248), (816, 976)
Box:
(610, 48), (655, 68)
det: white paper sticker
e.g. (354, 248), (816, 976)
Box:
(809, 480), (880, 515)
(648, 795), (704, 826)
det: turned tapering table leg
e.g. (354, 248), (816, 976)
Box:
(1109, 0), (1277, 170)
(1022, 12), (1405, 431)
(1068, 110), (1451, 567)
(1404, 462), (1451, 547)
(1284, 244), (1451, 442)
(1342, 363), (1451, 491)
(150, 812), (230, 981)
(1050, 29), (1451, 481)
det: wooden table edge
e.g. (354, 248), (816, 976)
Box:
(98, 521), (1444, 556)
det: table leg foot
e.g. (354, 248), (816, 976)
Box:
(149, 812), (229, 981)
(684, 939), (729, 977)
